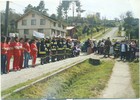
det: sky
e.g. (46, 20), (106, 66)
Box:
(0, 0), (140, 20)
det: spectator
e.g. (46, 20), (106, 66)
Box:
(120, 41), (127, 61)
(23, 38), (31, 68)
(1, 36), (8, 74)
(30, 39), (38, 67)
(6, 37), (13, 73)
(19, 38), (24, 69)
(13, 37), (21, 71)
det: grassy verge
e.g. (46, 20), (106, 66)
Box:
(1, 66), (67, 96)
(80, 28), (111, 42)
(6, 59), (115, 99)
(129, 61), (139, 98)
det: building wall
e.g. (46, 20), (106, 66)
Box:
(17, 11), (67, 38)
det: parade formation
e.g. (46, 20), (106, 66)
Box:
(1, 36), (81, 74)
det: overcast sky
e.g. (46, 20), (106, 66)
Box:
(0, 0), (139, 20)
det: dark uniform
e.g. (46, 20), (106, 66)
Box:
(104, 39), (112, 57)
(39, 39), (46, 64)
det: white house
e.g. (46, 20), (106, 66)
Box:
(17, 10), (67, 38)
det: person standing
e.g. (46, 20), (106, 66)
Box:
(104, 37), (112, 57)
(1, 36), (8, 74)
(120, 41), (127, 61)
(19, 38), (24, 69)
(6, 37), (13, 73)
(23, 38), (31, 68)
(13, 37), (21, 71)
(30, 39), (38, 67)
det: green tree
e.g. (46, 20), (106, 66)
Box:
(62, 0), (71, 20)
(24, 1), (48, 15)
(57, 3), (63, 20)
(123, 11), (139, 39)
(1, 9), (21, 34)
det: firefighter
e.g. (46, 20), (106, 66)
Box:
(39, 39), (46, 65)
(45, 38), (51, 63)
(51, 37), (57, 62)
(13, 37), (21, 71)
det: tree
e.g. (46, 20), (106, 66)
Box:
(1, 9), (21, 34)
(24, 4), (34, 13)
(62, 0), (71, 20)
(57, 3), (63, 20)
(123, 11), (139, 39)
(36, 1), (48, 15)
(24, 1), (48, 15)
(50, 14), (57, 20)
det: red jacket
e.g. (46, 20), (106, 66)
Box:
(30, 43), (37, 56)
(13, 42), (21, 56)
(23, 42), (31, 53)
(1, 42), (8, 55)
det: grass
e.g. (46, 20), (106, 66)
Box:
(80, 28), (111, 42)
(129, 61), (139, 98)
(5, 59), (115, 99)
(1, 66), (67, 97)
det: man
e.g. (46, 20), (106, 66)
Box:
(23, 38), (31, 68)
(104, 37), (112, 57)
(13, 37), (21, 71)
(120, 40), (127, 61)
(1, 36), (8, 74)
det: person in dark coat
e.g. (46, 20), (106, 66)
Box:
(104, 37), (112, 57)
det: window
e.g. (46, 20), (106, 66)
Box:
(62, 25), (65, 29)
(58, 23), (61, 27)
(38, 29), (44, 33)
(40, 19), (46, 25)
(24, 29), (29, 34)
(31, 19), (36, 25)
(53, 22), (56, 27)
(32, 14), (35, 17)
(22, 20), (27, 25)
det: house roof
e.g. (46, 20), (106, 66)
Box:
(16, 9), (67, 25)
(66, 26), (75, 30)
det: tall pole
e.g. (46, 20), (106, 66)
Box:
(4, 1), (9, 36)
(72, 1), (74, 25)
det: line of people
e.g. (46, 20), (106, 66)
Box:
(84, 37), (139, 61)
(1, 36), (81, 75)
(1, 36), (38, 74)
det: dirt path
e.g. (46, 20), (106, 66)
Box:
(99, 60), (136, 98)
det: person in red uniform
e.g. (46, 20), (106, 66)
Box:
(19, 38), (24, 69)
(6, 37), (13, 73)
(30, 39), (38, 67)
(1, 36), (8, 74)
(23, 38), (31, 68)
(13, 37), (21, 71)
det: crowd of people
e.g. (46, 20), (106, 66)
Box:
(84, 37), (139, 61)
(1, 36), (81, 74)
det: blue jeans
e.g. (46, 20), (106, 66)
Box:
(1, 54), (7, 74)
(24, 52), (30, 68)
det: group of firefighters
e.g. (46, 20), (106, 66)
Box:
(1, 36), (80, 74)
(85, 37), (139, 61)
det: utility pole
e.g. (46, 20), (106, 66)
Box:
(4, 1), (9, 36)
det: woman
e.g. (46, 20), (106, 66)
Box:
(23, 38), (31, 68)
(30, 39), (38, 67)
(19, 38), (24, 69)
(1, 36), (8, 74)
(6, 37), (13, 73)
(13, 37), (21, 71)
